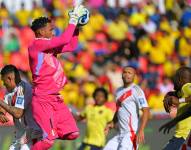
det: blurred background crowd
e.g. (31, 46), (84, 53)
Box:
(1, 0), (191, 116)
(1, 0), (191, 149)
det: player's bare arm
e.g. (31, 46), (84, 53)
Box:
(163, 91), (179, 112)
(137, 107), (150, 144)
(0, 100), (23, 119)
(0, 113), (9, 123)
(0, 106), (6, 114)
(0, 106), (9, 123)
(163, 94), (191, 113)
(105, 110), (118, 128)
(74, 113), (85, 121)
(159, 104), (191, 134)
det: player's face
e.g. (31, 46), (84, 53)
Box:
(41, 23), (54, 38)
(1, 73), (16, 92)
(122, 67), (135, 86)
(94, 91), (106, 106)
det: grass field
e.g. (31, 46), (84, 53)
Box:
(0, 119), (174, 150)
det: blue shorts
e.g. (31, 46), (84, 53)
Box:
(163, 136), (185, 150)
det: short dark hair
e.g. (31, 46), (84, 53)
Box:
(123, 65), (136, 71)
(93, 87), (108, 100)
(31, 17), (51, 32)
(173, 66), (191, 91)
(1, 65), (21, 84)
(123, 65), (136, 73)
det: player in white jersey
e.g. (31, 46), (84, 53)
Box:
(104, 66), (150, 150)
(0, 65), (42, 150)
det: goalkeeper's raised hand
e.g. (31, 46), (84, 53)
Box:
(69, 5), (86, 25)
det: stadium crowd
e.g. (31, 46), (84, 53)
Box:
(0, 0), (191, 113)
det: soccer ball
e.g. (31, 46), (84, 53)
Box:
(78, 8), (90, 26)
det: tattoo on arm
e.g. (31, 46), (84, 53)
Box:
(0, 101), (23, 118)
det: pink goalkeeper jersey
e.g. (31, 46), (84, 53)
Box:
(28, 24), (78, 96)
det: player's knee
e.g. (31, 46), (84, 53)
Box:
(31, 139), (54, 150)
(63, 131), (80, 140)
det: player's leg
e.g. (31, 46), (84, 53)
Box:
(54, 97), (79, 140)
(103, 135), (119, 150)
(162, 136), (185, 150)
(9, 142), (20, 150)
(62, 131), (80, 140)
(31, 96), (58, 149)
(20, 143), (31, 150)
(31, 139), (54, 150)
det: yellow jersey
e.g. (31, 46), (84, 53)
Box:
(80, 105), (114, 147)
(175, 103), (191, 139)
(175, 83), (191, 139)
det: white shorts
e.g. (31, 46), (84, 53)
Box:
(9, 142), (31, 150)
(9, 128), (42, 150)
(103, 133), (138, 150)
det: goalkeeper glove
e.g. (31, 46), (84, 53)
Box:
(69, 5), (86, 25)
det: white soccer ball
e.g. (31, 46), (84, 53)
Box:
(78, 8), (90, 26)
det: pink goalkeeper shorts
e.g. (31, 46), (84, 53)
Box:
(31, 94), (79, 140)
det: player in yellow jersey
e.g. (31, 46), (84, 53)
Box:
(159, 67), (191, 150)
(76, 87), (114, 150)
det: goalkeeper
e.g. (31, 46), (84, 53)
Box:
(28, 5), (89, 150)
(159, 67), (191, 149)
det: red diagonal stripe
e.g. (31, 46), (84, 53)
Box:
(118, 90), (132, 103)
(11, 92), (17, 106)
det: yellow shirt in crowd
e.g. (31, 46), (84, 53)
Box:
(108, 20), (128, 41)
(148, 93), (164, 111)
(15, 9), (31, 26)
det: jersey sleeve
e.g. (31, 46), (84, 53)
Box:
(181, 83), (191, 97)
(14, 84), (25, 109)
(61, 28), (79, 53)
(53, 29), (79, 55)
(133, 86), (148, 109)
(32, 24), (76, 52)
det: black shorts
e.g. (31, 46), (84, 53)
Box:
(78, 142), (103, 150)
(163, 136), (185, 150)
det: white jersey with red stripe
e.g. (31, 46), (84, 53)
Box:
(4, 81), (41, 147)
(116, 83), (148, 134)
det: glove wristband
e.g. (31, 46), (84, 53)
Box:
(69, 17), (78, 25)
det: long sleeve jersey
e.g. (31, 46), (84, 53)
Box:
(28, 24), (79, 96)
